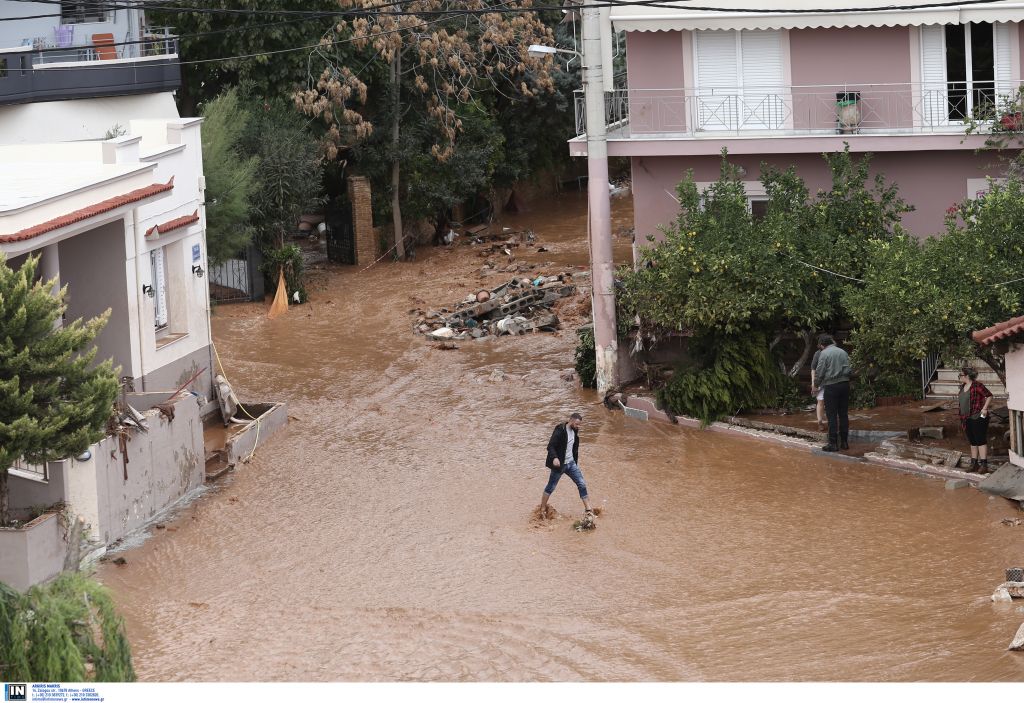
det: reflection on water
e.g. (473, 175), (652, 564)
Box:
(98, 193), (1024, 681)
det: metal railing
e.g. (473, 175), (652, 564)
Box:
(921, 351), (941, 398)
(7, 457), (48, 482)
(573, 81), (1018, 138)
(26, 26), (178, 65)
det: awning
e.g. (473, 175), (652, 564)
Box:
(610, 1), (1024, 32)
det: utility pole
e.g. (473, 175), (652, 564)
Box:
(581, 5), (618, 394)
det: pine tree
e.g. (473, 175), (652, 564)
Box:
(0, 254), (118, 525)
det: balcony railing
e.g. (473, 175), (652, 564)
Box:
(0, 29), (180, 107)
(573, 81), (1020, 138)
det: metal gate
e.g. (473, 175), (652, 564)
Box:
(209, 245), (264, 303)
(326, 202), (355, 265)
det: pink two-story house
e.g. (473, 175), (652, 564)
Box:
(572, 1), (1024, 242)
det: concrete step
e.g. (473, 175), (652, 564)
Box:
(936, 368), (1002, 383)
(929, 380), (1006, 396)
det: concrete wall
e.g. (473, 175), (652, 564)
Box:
(7, 461), (66, 511)
(1007, 342), (1023, 467)
(142, 343), (215, 404)
(0, 93), (179, 144)
(59, 219), (134, 376)
(789, 27), (914, 130)
(625, 31), (687, 134)
(630, 149), (1006, 243)
(0, 513), (65, 592)
(64, 394), (204, 544)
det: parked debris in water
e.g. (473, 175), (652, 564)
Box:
(574, 510), (597, 531)
(412, 275), (577, 341)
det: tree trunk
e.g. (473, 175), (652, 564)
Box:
(787, 329), (816, 378)
(977, 346), (1007, 387)
(390, 52), (405, 261)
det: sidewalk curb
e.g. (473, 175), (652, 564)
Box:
(615, 394), (983, 485)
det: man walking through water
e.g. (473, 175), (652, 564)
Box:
(540, 412), (594, 518)
(814, 333), (853, 452)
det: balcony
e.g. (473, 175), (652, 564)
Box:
(573, 81), (1018, 147)
(0, 28), (180, 107)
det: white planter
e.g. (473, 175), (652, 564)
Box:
(0, 512), (66, 592)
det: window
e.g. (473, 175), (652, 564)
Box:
(921, 23), (1013, 124)
(694, 29), (787, 131)
(749, 197), (770, 220)
(0, 59), (6, 79)
(60, 2), (109, 24)
(150, 247), (169, 331)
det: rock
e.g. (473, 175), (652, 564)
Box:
(945, 479), (970, 490)
(1009, 622), (1024, 650)
(919, 426), (944, 439)
(428, 327), (456, 340)
(993, 587), (1013, 602)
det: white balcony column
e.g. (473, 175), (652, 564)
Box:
(38, 243), (62, 328)
(582, 5), (619, 394)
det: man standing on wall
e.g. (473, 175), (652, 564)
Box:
(814, 334), (853, 452)
(539, 412), (594, 518)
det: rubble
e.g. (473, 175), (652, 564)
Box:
(412, 274), (578, 341)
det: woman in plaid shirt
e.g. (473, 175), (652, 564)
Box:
(958, 367), (994, 473)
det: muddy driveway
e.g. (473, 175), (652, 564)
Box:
(98, 192), (1024, 681)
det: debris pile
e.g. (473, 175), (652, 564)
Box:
(413, 275), (578, 341)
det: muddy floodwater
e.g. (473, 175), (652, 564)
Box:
(99, 192), (1024, 681)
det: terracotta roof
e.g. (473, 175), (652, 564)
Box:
(0, 178), (174, 244)
(972, 314), (1024, 346)
(146, 210), (199, 237)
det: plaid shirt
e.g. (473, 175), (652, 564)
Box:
(960, 380), (993, 428)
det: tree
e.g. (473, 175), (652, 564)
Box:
(295, 0), (555, 259)
(237, 93), (326, 251)
(0, 254), (118, 526)
(200, 88), (259, 266)
(617, 148), (913, 422)
(0, 573), (135, 681)
(846, 177), (1024, 385)
(150, 0), (342, 116)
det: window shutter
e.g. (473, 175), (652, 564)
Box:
(920, 25), (947, 125)
(995, 22), (1013, 99)
(151, 248), (168, 328)
(695, 30), (740, 130)
(739, 30), (785, 128)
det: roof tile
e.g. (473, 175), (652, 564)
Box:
(1, 178), (174, 243)
(972, 314), (1024, 346)
(146, 210), (200, 237)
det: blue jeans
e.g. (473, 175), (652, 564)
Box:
(544, 460), (588, 500)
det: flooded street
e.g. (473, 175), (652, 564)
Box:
(98, 192), (1024, 681)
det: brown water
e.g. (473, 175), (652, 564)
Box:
(98, 192), (1024, 681)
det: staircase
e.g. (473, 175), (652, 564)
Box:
(926, 358), (1007, 399)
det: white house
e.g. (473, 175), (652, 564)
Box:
(973, 316), (1024, 468)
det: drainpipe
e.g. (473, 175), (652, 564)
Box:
(582, 6), (618, 394)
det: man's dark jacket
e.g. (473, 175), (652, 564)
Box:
(545, 422), (580, 471)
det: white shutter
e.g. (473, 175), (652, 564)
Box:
(695, 30), (739, 130)
(151, 248), (168, 329)
(920, 25), (948, 126)
(739, 30), (785, 129)
(995, 22), (1013, 100)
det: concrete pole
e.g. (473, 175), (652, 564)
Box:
(39, 243), (62, 328)
(581, 6), (618, 394)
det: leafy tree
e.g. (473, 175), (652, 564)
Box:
(295, 0), (555, 259)
(0, 573), (135, 681)
(237, 92), (326, 250)
(200, 88), (259, 266)
(846, 177), (1024, 384)
(150, 0), (341, 116)
(0, 255), (118, 526)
